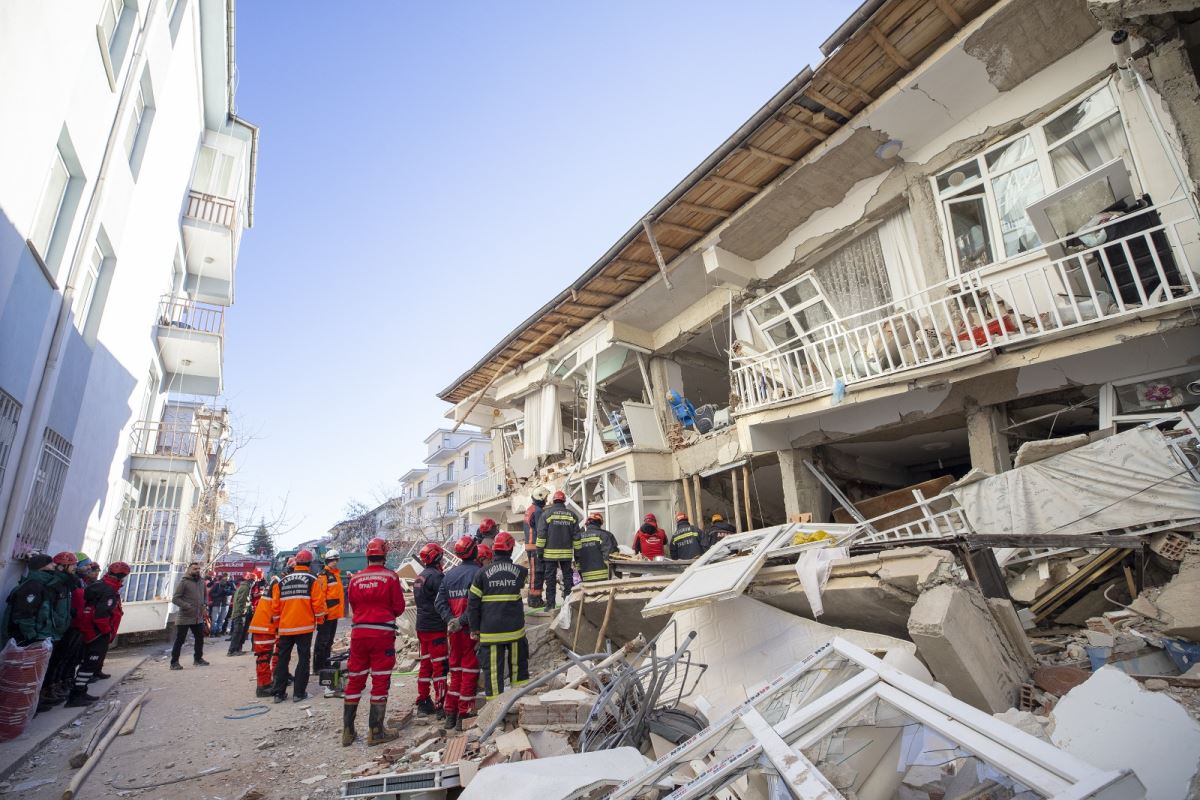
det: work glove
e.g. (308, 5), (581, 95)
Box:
(447, 617), (462, 633)
(470, 631), (480, 642)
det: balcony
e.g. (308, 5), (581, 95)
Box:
(732, 202), (1200, 414)
(156, 295), (225, 395)
(182, 189), (240, 304)
(402, 493), (428, 507)
(129, 420), (210, 478)
(459, 466), (508, 510)
(427, 471), (458, 493)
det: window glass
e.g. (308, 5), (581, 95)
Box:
(749, 296), (784, 325)
(100, 0), (122, 48)
(74, 243), (103, 326)
(125, 84), (145, 162)
(991, 160), (1044, 257)
(192, 146), (236, 197)
(1114, 368), (1200, 414)
(984, 134), (1034, 171)
(780, 278), (817, 308)
(32, 150), (70, 255)
(1050, 114), (1129, 185)
(765, 320), (798, 346)
(936, 159), (981, 195)
(607, 467), (630, 501)
(1044, 88), (1117, 145)
(948, 195), (994, 272)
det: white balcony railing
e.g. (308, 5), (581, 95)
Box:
(459, 466), (508, 509)
(157, 295), (225, 336)
(129, 420), (209, 463)
(732, 201), (1200, 413)
(185, 189), (237, 229)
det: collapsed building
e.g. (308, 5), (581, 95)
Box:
(343, 0), (1200, 797)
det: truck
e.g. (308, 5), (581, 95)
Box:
(268, 545), (403, 579)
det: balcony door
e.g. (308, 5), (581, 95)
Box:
(194, 145), (237, 198)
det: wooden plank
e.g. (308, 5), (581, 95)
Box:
(641, 218), (673, 289)
(805, 86), (855, 119)
(708, 174), (761, 194)
(653, 219), (709, 238)
(933, 0), (963, 27)
(819, 72), (874, 105)
(775, 112), (829, 141)
(577, 287), (625, 304)
(866, 23), (914, 71)
(966, 534), (1145, 550)
(745, 145), (796, 168)
(675, 200), (732, 218)
(611, 258), (657, 273)
(450, 323), (565, 432)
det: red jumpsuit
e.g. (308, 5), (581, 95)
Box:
(343, 565), (405, 708)
(435, 560), (482, 717)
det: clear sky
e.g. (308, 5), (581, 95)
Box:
(225, 1), (861, 548)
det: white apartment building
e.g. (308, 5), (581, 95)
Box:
(444, 0), (1200, 545)
(397, 429), (491, 545)
(0, 0), (256, 632)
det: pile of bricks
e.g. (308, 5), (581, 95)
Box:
(515, 688), (595, 731)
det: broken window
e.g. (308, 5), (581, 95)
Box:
(811, 228), (894, 323)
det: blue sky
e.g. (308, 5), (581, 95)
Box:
(225, 1), (860, 548)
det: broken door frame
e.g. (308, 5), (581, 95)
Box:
(607, 639), (1142, 800)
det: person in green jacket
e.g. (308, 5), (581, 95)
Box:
(3, 554), (69, 646)
(226, 573), (254, 656)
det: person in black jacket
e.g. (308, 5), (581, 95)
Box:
(468, 533), (528, 701)
(575, 513), (617, 583)
(535, 491), (578, 608)
(524, 489), (549, 608)
(670, 513), (704, 560)
(703, 514), (737, 551)
(413, 542), (448, 718)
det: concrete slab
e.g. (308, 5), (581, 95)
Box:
(1156, 544), (1200, 642)
(458, 746), (651, 800)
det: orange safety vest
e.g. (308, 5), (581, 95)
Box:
(271, 566), (326, 636)
(318, 565), (345, 621)
(248, 578), (278, 641)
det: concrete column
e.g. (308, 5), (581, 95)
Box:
(776, 446), (832, 523)
(965, 399), (1011, 474)
(648, 356), (683, 432)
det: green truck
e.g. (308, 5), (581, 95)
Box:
(268, 545), (403, 579)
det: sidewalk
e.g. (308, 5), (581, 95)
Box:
(0, 645), (150, 783)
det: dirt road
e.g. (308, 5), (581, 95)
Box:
(8, 629), (434, 800)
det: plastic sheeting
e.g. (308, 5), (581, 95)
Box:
(0, 638), (52, 741)
(950, 427), (1200, 537)
(522, 384), (562, 459)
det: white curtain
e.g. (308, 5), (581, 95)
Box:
(1050, 115), (1129, 185)
(877, 208), (925, 308)
(522, 384), (562, 459)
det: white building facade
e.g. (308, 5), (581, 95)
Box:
(396, 429), (491, 546)
(0, 0), (256, 632)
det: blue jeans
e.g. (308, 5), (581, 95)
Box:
(210, 602), (230, 634)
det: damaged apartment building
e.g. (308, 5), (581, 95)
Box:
(441, 0), (1200, 548)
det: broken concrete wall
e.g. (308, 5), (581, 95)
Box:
(907, 583), (1028, 713)
(1154, 543), (1200, 641)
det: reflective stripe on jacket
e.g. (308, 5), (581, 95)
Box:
(536, 503), (578, 561)
(574, 523), (611, 582)
(248, 583), (278, 635)
(318, 565), (345, 620)
(671, 523), (704, 560)
(467, 556), (528, 643)
(271, 566), (326, 636)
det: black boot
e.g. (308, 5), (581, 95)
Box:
(444, 710), (458, 731)
(341, 703), (358, 747)
(65, 687), (98, 707)
(367, 704), (398, 746)
(255, 686), (273, 698)
(415, 697), (436, 716)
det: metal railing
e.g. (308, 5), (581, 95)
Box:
(459, 465), (508, 508)
(184, 189), (237, 228)
(129, 420), (209, 462)
(732, 201), (1200, 413)
(157, 295), (225, 336)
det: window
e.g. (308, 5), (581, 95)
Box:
(73, 240), (110, 335)
(97, 0), (135, 90)
(168, 0), (188, 43)
(463, 451), (470, 470)
(417, 480), (423, 497)
(14, 428), (73, 556)
(746, 274), (839, 349)
(99, 0), (122, 49)
(446, 463), (454, 481)
(0, 389), (21, 494)
(125, 70), (155, 178)
(112, 475), (186, 602)
(31, 148), (71, 259)
(935, 83), (1133, 274)
(446, 492), (455, 512)
(192, 145), (236, 197)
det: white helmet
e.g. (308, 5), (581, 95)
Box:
(532, 487), (550, 502)
(324, 549), (340, 560)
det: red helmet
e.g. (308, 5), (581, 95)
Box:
(52, 551), (78, 566)
(418, 541), (443, 566)
(477, 544), (494, 563)
(254, 568), (264, 579)
(108, 561), (131, 577)
(675, 512), (689, 522)
(453, 535), (478, 560)
(366, 537), (388, 557)
(588, 512), (603, 523)
(295, 549), (314, 564)
(243, 572), (255, 580)
(493, 532), (516, 552)
(286, 557), (297, 568)
(552, 490), (566, 502)
(643, 513), (657, 525)
(478, 518), (497, 535)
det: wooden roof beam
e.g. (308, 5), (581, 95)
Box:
(805, 87), (855, 120)
(775, 112), (829, 141)
(818, 72), (874, 106)
(745, 145), (796, 168)
(707, 174), (761, 194)
(611, 258), (657, 273)
(933, 0), (963, 27)
(674, 200), (733, 218)
(866, 24), (913, 71)
(577, 286), (627, 303)
(653, 219), (709, 238)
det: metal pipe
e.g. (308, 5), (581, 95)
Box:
(477, 652), (610, 741)
(1129, 54), (1200, 226)
(820, 0), (889, 56)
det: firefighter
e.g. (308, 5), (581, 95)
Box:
(435, 536), (483, 731)
(633, 513), (668, 559)
(413, 542), (448, 718)
(670, 512), (704, 560)
(313, 549), (344, 674)
(270, 549), (326, 703)
(476, 544), (494, 569)
(247, 572), (278, 697)
(575, 512), (616, 583)
(704, 513), (737, 549)
(341, 537), (406, 747)
(535, 490), (578, 608)
(69, 562), (129, 707)
(468, 532), (528, 703)
(473, 518), (498, 546)
(524, 487), (549, 608)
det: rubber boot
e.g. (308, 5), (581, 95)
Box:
(64, 687), (99, 707)
(415, 697), (436, 716)
(341, 703), (358, 747)
(367, 704), (398, 746)
(444, 710), (458, 731)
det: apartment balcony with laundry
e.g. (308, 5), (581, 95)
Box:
(156, 294), (225, 395)
(181, 131), (250, 306)
(732, 196), (1200, 415)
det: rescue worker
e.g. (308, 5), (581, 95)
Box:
(412, 542), (448, 718)
(523, 488), (549, 608)
(70, 562), (129, 707)
(247, 572), (278, 697)
(226, 572), (254, 655)
(670, 512), (704, 560)
(473, 518), (498, 546)
(3, 554), (69, 709)
(704, 513), (737, 549)
(476, 544), (494, 569)
(535, 490), (578, 608)
(43, 553), (78, 704)
(575, 512), (616, 583)
(313, 549), (344, 674)
(341, 537), (406, 747)
(468, 532), (528, 705)
(271, 549), (326, 703)
(435, 536), (483, 731)
(633, 513), (668, 559)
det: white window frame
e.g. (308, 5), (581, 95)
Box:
(74, 241), (104, 331)
(30, 147), (71, 260)
(933, 81), (1135, 277)
(1099, 364), (1200, 428)
(745, 272), (841, 351)
(0, 389), (21, 495)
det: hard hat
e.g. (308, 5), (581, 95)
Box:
(552, 490), (566, 502)
(324, 549), (340, 560)
(587, 512), (603, 523)
(493, 532), (517, 552)
(243, 572), (255, 580)
(286, 557), (297, 568)
(418, 542), (443, 566)
(366, 537), (388, 557)
(675, 512), (689, 522)
(477, 544), (494, 562)
(711, 514), (724, 522)
(52, 551), (78, 566)
(532, 487), (549, 502)
(107, 561), (131, 577)
(254, 568), (264, 578)
(75, 552), (90, 563)
(643, 513), (657, 525)
(478, 518), (497, 535)
(295, 549), (314, 564)
(453, 535), (478, 560)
